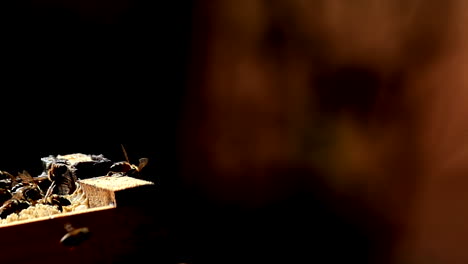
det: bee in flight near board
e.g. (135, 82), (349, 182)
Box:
(107, 144), (149, 179)
(60, 222), (92, 248)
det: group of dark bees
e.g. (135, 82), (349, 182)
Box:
(0, 170), (66, 219)
(0, 147), (148, 220)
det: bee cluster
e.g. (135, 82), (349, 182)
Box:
(0, 151), (148, 225)
(0, 169), (84, 224)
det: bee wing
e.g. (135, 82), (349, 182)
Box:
(18, 170), (35, 185)
(121, 144), (130, 163)
(138, 158), (149, 171)
(1, 170), (17, 186)
(56, 169), (77, 195)
(11, 190), (24, 200)
(1, 171), (15, 181)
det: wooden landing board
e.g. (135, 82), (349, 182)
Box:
(0, 175), (156, 227)
(79, 175), (156, 208)
(0, 175), (159, 263)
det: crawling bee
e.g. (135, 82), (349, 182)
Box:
(0, 171), (15, 189)
(45, 163), (77, 199)
(0, 170), (45, 219)
(39, 194), (71, 212)
(107, 144), (148, 178)
(11, 170), (44, 203)
(0, 171), (15, 206)
(0, 188), (12, 206)
(0, 198), (30, 219)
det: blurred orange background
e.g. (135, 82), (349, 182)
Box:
(178, 1), (468, 263)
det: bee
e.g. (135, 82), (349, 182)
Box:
(0, 170), (45, 219)
(107, 144), (148, 178)
(0, 171), (15, 206)
(39, 194), (71, 212)
(0, 170), (15, 189)
(0, 198), (30, 219)
(60, 223), (91, 248)
(10, 170), (44, 203)
(0, 188), (12, 207)
(45, 162), (77, 199)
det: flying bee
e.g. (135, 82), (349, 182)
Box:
(107, 144), (148, 178)
(60, 223), (91, 248)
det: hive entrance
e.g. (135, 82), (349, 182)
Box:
(0, 153), (154, 226)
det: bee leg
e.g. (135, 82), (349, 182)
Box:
(44, 181), (56, 199)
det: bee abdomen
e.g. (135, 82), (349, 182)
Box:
(109, 162), (133, 173)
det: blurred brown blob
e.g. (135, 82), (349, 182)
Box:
(178, 0), (468, 263)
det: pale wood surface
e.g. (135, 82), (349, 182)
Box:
(79, 176), (155, 208)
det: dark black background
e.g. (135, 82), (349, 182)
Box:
(0, 0), (193, 180)
(0, 2), (193, 262)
